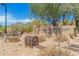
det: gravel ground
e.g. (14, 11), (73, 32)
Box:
(0, 27), (79, 56)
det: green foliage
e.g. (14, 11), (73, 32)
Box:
(29, 4), (78, 26)
(0, 25), (5, 32)
(31, 19), (47, 26)
(63, 19), (69, 25)
(45, 4), (61, 19)
(29, 4), (46, 18)
(29, 4), (73, 26)
(59, 19), (70, 26)
(10, 22), (24, 32)
(59, 22), (63, 26)
(31, 3), (60, 19)
(69, 21), (74, 25)
(23, 24), (33, 33)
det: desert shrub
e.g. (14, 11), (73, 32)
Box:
(0, 26), (5, 31)
(59, 19), (69, 26)
(0, 26), (4, 37)
(23, 27), (32, 33)
(70, 33), (74, 39)
(69, 21), (74, 25)
(0, 30), (3, 37)
(59, 22), (63, 26)
(26, 26), (33, 33)
(23, 25), (33, 33)
(55, 34), (69, 42)
(38, 36), (46, 43)
(7, 36), (20, 42)
(39, 45), (72, 56)
(63, 19), (69, 25)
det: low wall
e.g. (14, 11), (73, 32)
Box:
(32, 25), (76, 37)
(59, 26), (75, 38)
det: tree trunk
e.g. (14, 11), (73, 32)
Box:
(74, 16), (78, 37)
(53, 18), (57, 26)
(63, 14), (65, 25)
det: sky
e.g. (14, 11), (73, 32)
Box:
(0, 3), (73, 26)
(0, 3), (32, 26)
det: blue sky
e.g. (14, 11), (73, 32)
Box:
(0, 3), (73, 26)
(0, 3), (31, 26)
(7, 3), (30, 19)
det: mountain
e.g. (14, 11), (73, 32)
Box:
(10, 22), (25, 27)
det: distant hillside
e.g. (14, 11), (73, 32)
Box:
(7, 19), (49, 33)
(10, 22), (24, 27)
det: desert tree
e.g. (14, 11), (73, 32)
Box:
(71, 4), (79, 36)
(29, 3), (63, 36)
(29, 3), (62, 26)
(60, 4), (74, 25)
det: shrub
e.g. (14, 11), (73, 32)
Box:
(38, 36), (46, 43)
(7, 36), (20, 42)
(55, 34), (69, 42)
(39, 45), (72, 56)
(22, 25), (33, 33)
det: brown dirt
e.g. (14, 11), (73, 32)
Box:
(0, 26), (79, 56)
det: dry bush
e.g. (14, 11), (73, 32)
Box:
(70, 33), (74, 39)
(7, 36), (20, 42)
(39, 45), (72, 56)
(55, 34), (69, 42)
(38, 36), (46, 43)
